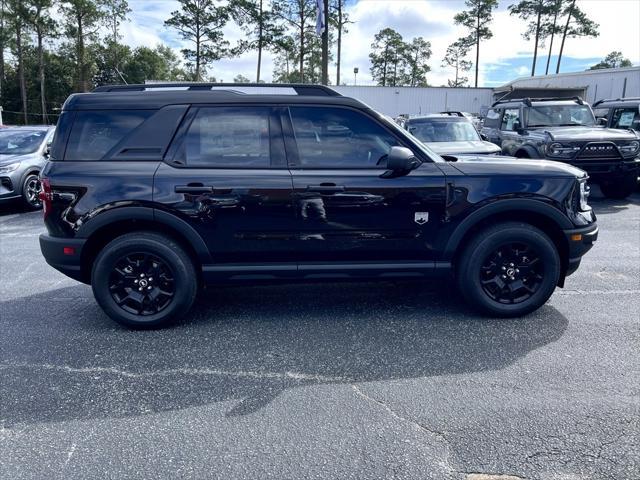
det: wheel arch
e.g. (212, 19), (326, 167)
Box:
(77, 206), (211, 283)
(445, 199), (572, 284)
(514, 145), (539, 158)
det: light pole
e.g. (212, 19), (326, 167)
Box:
(353, 67), (359, 86)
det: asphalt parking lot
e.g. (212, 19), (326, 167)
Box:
(1, 188), (638, 480)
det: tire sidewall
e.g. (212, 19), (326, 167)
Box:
(600, 174), (638, 199)
(92, 235), (196, 328)
(460, 225), (560, 317)
(22, 172), (42, 210)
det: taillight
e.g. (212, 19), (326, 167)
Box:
(40, 178), (53, 219)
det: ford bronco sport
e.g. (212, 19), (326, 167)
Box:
(39, 84), (597, 328)
(482, 97), (640, 199)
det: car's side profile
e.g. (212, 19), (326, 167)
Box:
(40, 84), (598, 328)
(0, 126), (55, 209)
(593, 97), (640, 134)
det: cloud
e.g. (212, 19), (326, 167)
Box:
(118, 0), (639, 86)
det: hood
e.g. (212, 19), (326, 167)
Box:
(427, 140), (501, 155)
(533, 126), (638, 142)
(449, 154), (587, 178)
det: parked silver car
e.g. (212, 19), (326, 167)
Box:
(0, 126), (55, 209)
(404, 114), (501, 156)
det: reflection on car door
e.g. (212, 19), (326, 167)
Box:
(154, 106), (296, 265)
(284, 105), (446, 265)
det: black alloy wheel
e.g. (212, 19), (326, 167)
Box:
(479, 242), (544, 304)
(108, 253), (176, 316)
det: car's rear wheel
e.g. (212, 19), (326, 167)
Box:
(92, 232), (197, 328)
(457, 222), (560, 317)
(22, 173), (42, 209)
(599, 174), (638, 199)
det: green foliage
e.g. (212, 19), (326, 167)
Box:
(164, 0), (230, 81)
(369, 28), (431, 87)
(233, 74), (251, 83)
(402, 37), (431, 87)
(442, 40), (472, 87)
(589, 51), (633, 70)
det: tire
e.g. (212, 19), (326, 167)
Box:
(91, 232), (198, 328)
(21, 172), (42, 210)
(456, 222), (560, 317)
(600, 174), (638, 199)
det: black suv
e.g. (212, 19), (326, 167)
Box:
(593, 97), (640, 134)
(482, 97), (640, 199)
(40, 84), (597, 328)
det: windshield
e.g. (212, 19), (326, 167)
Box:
(527, 105), (596, 127)
(0, 130), (47, 155)
(408, 120), (480, 143)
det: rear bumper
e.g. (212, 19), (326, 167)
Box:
(39, 234), (87, 283)
(563, 223), (598, 277)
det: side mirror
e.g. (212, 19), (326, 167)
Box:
(480, 133), (489, 141)
(387, 146), (419, 172)
(43, 145), (51, 158)
(597, 117), (607, 126)
(512, 121), (522, 132)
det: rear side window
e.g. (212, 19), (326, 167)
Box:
(483, 109), (501, 129)
(65, 110), (153, 161)
(182, 107), (271, 168)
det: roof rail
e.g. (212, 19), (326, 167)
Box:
(593, 96), (640, 107)
(491, 96), (585, 107)
(439, 111), (465, 116)
(92, 82), (342, 97)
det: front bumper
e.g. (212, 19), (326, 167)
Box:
(563, 223), (598, 277)
(39, 234), (87, 283)
(565, 158), (640, 178)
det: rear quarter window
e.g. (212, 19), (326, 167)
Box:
(64, 110), (153, 161)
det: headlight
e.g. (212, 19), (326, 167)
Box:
(0, 162), (20, 174)
(546, 142), (578, 157)
(619, 140), (640, 155)
(578, 179), (590, 211)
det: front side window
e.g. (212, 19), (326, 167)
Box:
(65, 110), (153, 161)
(483, 109), (501, 129)
(183, 107), (270, 168)
(289, 107), (399, 168)
(610, 107), (640, 130)
(501, 108), (521, 131)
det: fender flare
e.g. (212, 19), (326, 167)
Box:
(443, 198), (573, 260)
(76, 205), (212, 264)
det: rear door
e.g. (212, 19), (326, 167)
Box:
(154, 105), (296, 264)
(283, 105), (446, 265)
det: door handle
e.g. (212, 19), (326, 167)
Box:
(306, 184), (345, 193)
(175, 184), (214, 194)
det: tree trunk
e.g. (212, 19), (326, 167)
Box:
(76, 13), (86, 91)
(556, 0), (575, 74)
(16, 22), (27, 124)
(38, 27), (48, 124)
(299, 18), (304, 82)
(382, 43), (388, 87)
(531, 1), (542, 76)
(336, 0), (342, 85)
(0, 0), (5, 101)
(475, 10), (480, 87)
(321, 0), (328, 85)
(545, 2), (559, 75)
(195, 22), (201, 81)
(256, 0), (263, 82)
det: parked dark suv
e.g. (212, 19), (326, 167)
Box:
(40, 84), (597, 328)
(482, 97), (640, 199)
(593, 97), (640, 134)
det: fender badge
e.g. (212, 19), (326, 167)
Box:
(414, 212), (429, 225)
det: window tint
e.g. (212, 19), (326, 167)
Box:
(183, 107), (270, 168)
(611, 107), (640, 130)
(501, 108), (520, 131)
(289, 107), (399, 168)
(483, 109), (501, 129)
(65, 110), (152, 161)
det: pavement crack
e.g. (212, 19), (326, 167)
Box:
(0, 362), (349, 383)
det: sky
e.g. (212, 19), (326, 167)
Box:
(123, 0), (640, 87)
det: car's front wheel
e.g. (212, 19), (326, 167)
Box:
(457, 222), (560, 317)
(22, 173), (42, 209)
(599, 174), (638, 199)
(91, 232), (198, 328)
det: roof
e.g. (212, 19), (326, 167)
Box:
(593, 97), (640, 109)
(64, 83), (367, 111)
(491, 96), (586, 108)
(406, 114), (470, 122)
(0, 125), (53, 131)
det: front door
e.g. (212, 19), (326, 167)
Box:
(284, 106), (446, 264)
(154, 105), (296, 264)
